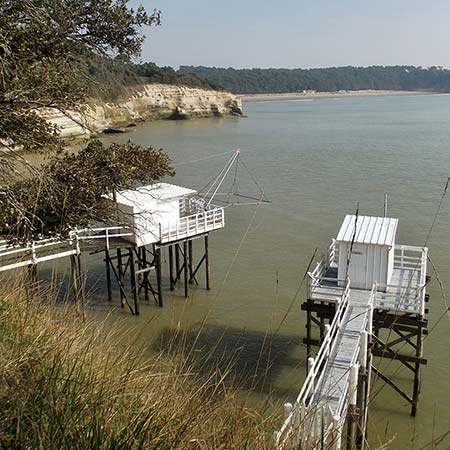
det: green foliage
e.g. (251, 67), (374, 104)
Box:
(0, 0), (161, 152)
(0, 1), (178, 242)
(0, 141), (175, 240)
(178, 65), (450, 94)
(131, 62), (226, 91)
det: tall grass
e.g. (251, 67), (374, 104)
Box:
(0, 281), (276, 449)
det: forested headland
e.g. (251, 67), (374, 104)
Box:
(86, 58), (226, 101)
(177, 65), (450, 94)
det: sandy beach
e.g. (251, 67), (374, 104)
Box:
(240, 89), (433, 102)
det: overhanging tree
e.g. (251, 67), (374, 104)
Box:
(0, 0), (176, 240)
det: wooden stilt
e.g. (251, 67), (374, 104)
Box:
(77, 253), (85, 313)
(129, 249), (139, 315)
(27, 264), (39, 302)
(175, 244), (180, 282)
(141, 246), (150, 302)
(183, 241), (188, 298)
(205, 235), (210, 290)
(105, 248), (112, 303)
(320, 316), (325, 340)
(156, 247), (163, 307)
(169, 245), (174, 290)
(70, 255), (79, 304)
(188, 240), (193, 284)
(346, 365), (359, 450)
(411, 324), (423, 417)
(346, 406), (357, 450)
(116, 248), (125, 308)
(306, 303), (312, 361)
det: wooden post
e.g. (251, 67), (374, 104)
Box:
(320, 316), (325, 340)
(141, 246), (150, 302)
(175, 244), (180, 282)
(129, 249), (139, 315)
(27, 264), (39, 302)
(357, 332), (368, 448)
(70, 255), (79, 304)
(188, 240), (193, 284)
(77, 253), (85, 314)
(117, 248), (125, 308)
(205, 235), (210, 290)
(105, 248), (112, 303)
(346, 364), (359, 450)
(168, 245), (174, 290)
(411, 325), (423, 416)
(306, 304), (312, 361)
(156, 247), (163, 307)
(183, 241), (188, 298)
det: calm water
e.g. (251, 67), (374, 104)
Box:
(98, 94), (450, 448)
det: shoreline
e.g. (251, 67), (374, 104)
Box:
(240, 89), (438, 102)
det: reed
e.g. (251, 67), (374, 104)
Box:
(0, 280), (276, 449)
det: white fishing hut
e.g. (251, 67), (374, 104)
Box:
(114, 182), (225, 247)
(336, 215), (398, 291)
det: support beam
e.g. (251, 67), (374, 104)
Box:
(77, 253), (85, 310)
(411, 325), (423, 417)
(371, 366), (413, 404)
(306, 300), (312, 360)
(188, 240), (193, 284)
(156, 246), (163, 307)
(129, 249), (139, 316)
(183, 241), (188, 298)
(141, 246), (150, 302)
(205, 235), (210, 290)
(116, 248), (126, 308)
(105, 248), (112, 303)
(189, 254), (206, 284)
(168, 245), (174, 290)
(175, 244), (180, 282)
(70, 255), (79, 304)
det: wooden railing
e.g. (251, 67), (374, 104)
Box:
(391, 245), (428, 315)
(0, 227), (134, 272)
(160, 207), (224, 243)
(276, 277), (351, 449)
(307, 240), (338, 299)
(0, 207), (225, 273)
(73, 226), (134, 250)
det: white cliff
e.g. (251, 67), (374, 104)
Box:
(43, 84), (243, 138)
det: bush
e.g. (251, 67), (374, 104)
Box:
(0, 280), (276, 449)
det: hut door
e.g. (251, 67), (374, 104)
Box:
(348, 244), (368, 289)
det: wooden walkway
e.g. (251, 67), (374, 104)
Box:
(310, 288), (371, 417)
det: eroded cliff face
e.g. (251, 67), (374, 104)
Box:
(43, 84), (243, 138)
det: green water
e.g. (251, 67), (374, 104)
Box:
(96, 94), (450, 448)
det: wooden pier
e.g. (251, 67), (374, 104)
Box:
(0, 183), (226, 314)
(276, 215), (429, 449)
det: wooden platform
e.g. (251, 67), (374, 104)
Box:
(311, 266), (425, 315)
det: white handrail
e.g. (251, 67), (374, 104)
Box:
(160, 206), (225, 243)
(276, 277), (351, 447)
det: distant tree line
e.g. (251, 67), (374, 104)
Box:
(177, 65), (450, 94)
(131, 62), (226, 91)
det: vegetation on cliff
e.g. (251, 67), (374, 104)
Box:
(178, 65), (450, 94)
(84, 58), (226, 102)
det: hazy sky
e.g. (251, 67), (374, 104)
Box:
(132, 0), (450, 69)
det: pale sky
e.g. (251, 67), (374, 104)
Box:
(132, 0), (450, 69)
